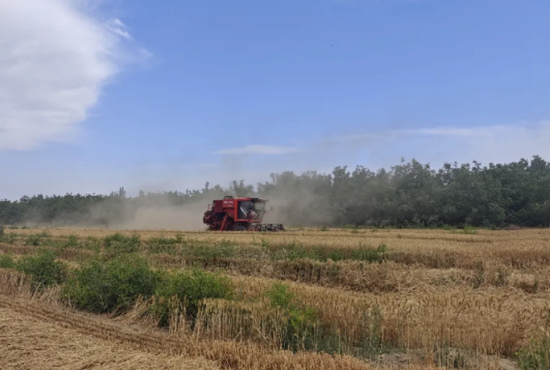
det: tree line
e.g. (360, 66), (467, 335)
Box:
(1, 156), (550, 229)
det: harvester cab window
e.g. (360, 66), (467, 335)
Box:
(254, 202), (265, 215)
(238, 200), (253, 219)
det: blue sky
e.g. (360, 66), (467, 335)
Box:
(1, 0), (550, 199)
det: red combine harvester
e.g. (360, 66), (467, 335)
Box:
(203, 196), (285, 231)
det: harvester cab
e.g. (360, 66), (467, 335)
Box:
(203, 196), (284, 232)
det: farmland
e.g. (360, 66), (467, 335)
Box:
(1, 226), (550, 369)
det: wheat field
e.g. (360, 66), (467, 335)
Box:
(1, 226), (549, 369)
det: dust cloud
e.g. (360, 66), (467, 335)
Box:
(109, 201), (210, 231)
(48, 180), (337, 231)
(30, 138), (364, 231)
(259, 187), (333, 228)
(79, 194), (219, 231)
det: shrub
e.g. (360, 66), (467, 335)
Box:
(154, 268), (234, 327)
(25, 234), (42, 246)
(21, 231), (52, 246)
(354, 306), (387, 359)
(472, 261), (485, 289)
(271, 241), (309, 261)
(462, 226), (479, 234)
(264, 282), (319, 352)
(148, 236), (180, 254)
(0, 254), (16, 269)
(2, 233), (17, 244)
(0, 225), (4, 237)
(82, 236), (102, 252)
(271, 242), (387, 263)
(180, 244), (235, 259)
(263, 283), (390, 357)
(64, 234), (79, 248)
(450, 226), (479, 235)
(103, 233), (141, 254)
(62, 254), (158, 314)
(16, 249), (67, 291)
(265, 282), (296, 309)
(517, 334), (550, 370)
(352, 244), (388, 263)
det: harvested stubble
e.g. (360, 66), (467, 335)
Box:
(8, 227), (550, 269)
(1, 264), (546, 361)
(5, 227), (550, 294)
(3, 227), (550, 369)
(1, 268), (441, 370)
(3, 244), (546, 295)
(0, 299), (446, 370)
(223, 275), (550, 358)
(25, 227), (550, 263)
(0, 304), (219, 370)
(150, 253), (549, 294)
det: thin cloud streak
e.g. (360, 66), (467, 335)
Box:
(213, 145), (300, 155)
(333, 120), (550, 167)
(339, 121), (548, 140)
(2, 121), (549, 200)
(212, 121), (550, 171)
(105, 18), (132, 40)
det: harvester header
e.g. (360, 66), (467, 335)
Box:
(203, 196), (285, 231)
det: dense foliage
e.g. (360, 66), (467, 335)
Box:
(2, 156), (550, 228)
(62, 254), (159, 314)
(16, 249), (68, 291)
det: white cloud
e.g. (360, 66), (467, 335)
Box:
(213, 145), (300, 155)
(0, 0), (149, 151)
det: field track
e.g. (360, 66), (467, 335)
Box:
(0, 289), (381, 370)
(0, 297), (220, 370)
